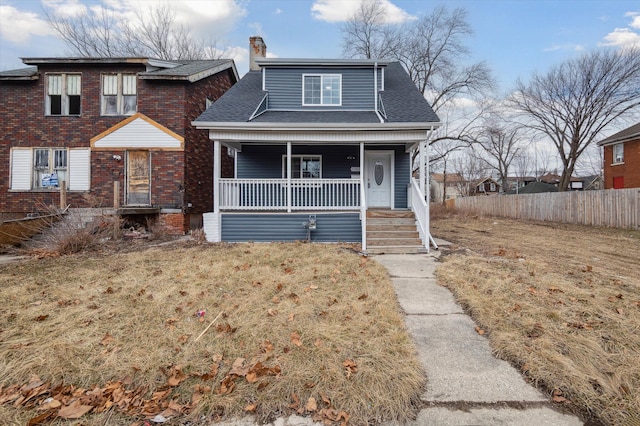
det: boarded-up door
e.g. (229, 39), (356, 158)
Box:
(126, 150), (150, 205)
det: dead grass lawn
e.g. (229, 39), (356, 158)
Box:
(432, 214), (640, 425)
(0, 242), (424, 425)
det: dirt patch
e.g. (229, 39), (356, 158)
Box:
(432, 215), (640, 425)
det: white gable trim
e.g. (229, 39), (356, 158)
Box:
(91, 113), (184, 151)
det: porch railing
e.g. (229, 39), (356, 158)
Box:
(218, 178), (361, 211)
(410, 177), (429, 250)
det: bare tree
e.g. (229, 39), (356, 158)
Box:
(44, 3), (218, 60)
(471, 120), (524, 191)
(342, 0), (394, 59)
(510, 47), (640, 191)
(342, 3), (494, 112)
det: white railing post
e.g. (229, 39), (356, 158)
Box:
(360, 142), (366, 251)
(287, 142), (292, 213)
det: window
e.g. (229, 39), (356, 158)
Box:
(102, 73), (137, 115)
(489, 183), (496, 192)
(303, 74), (341, 106)
(47, 74), (81, 115)
(33, 148), (67, 189)
(613, 143), (624, 164)
(282, 155), (322, 178)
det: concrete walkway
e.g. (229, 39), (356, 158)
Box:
(216, 249), (584, 426)
(373, 252), (583, 425)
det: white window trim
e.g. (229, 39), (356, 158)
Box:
(10, 147), (90, 191)
(101, 73), (137, 116)
(302, 74), (342, 106)
(281, 154), (322, 179)
(612, 143), (624, 165)
(45, 73), (82, 116)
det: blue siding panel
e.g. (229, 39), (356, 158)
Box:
(265, 68), (375, 110)
(222, 213), (361, 242)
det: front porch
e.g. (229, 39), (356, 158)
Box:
(203, 132), (434, 252)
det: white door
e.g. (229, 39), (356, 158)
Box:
(365, 151), (392, 208)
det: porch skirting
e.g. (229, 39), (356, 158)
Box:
(204, 212), (360, 243)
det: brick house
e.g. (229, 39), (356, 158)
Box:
(0, 57), (238, 233)
(597, 122), (640, 189)
(470, 177), (501, 195)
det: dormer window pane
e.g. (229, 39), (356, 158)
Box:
(303, 74), (341, 106)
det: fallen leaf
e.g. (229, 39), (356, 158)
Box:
(475, 326), (485, 335)
(358, 294), (368, 300)
(229, 358), (249, 376)
(290, 332), (302, 347)
(28, 409), (56, 425)
(101, 333), (115, 346)
(268, 309), (278, 316)
(245, 403), (257, 412)
(57, 400), (93, 419)
(34, 315), (49, 322)
(305, 397), (317, 412)
(288, 313), (295, 322)
(343, 359), (357, 378)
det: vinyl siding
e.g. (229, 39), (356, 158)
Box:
(265, 68), (376, 110)
(221, 212), (361, 242)
(237, 145), (360, 179)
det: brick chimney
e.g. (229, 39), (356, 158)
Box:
(249, 36), (267, 71)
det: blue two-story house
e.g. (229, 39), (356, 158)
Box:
(194, 37), (440, 253)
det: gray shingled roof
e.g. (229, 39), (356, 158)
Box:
(195, 61), (439, 125)
(598, 122), (640, 145)
(140, 59), (233, 78)
(0, 67), (38, 79)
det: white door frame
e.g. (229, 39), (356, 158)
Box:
(364, 150), (394, 209)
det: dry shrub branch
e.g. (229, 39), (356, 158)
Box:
(0, 242), (424, 425)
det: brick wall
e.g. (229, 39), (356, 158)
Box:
(603, 139), (640, 189)
(1, 62), (236, 229)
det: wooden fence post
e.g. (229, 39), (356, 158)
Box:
(59, 181), (67, 209)
(114, 181), (120, 209)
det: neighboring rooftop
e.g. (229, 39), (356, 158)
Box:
(0, 57), (238, 83)
(597, 122), (640, 146)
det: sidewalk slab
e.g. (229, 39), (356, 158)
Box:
(392, 277), (463, 315)
(404, 314), (547, 402)
(373, 254), (435, 278)
(408, 406), (583, 426)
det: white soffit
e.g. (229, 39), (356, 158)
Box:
(91, 113), (184, 150)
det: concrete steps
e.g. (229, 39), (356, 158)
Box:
(366, 210), (425, 254)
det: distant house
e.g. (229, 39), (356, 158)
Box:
(193, 37), (440, 252)
(539, 173), (584, 190)
(597, 122), (640, 189)
(470, 177), (501, 195)
(504, 176), (536, 193)
(430, 173), (468, 202)
(580, 175), (604, 191)
(507, 181), (558, 194)
(0, 57), (238, 232)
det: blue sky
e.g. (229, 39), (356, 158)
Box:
(1, 0), (639, 93)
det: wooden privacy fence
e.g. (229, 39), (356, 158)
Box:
(453, 188), (640, 230)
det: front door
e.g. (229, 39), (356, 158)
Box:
(365, 151), (393, 208)
(126, 150), (150, 205)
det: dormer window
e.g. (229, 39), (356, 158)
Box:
(303, 74), (341, 106)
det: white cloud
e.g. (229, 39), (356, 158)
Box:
(543, 43), (585, 52)
(41, 0), (87, 17)
(0, 5), (55, 43)
(248, 22), (263, 36)
(274, 8), (282, 15)
(599, 12), (640, 48)
(625, 11), (640, 29)
(311, 0), (413, 24)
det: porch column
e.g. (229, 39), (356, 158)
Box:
(419, 141), (426, 197)
(360, 142), (366, 251)
(286, 142), (292, 213)
(213, 140), (221, 213)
